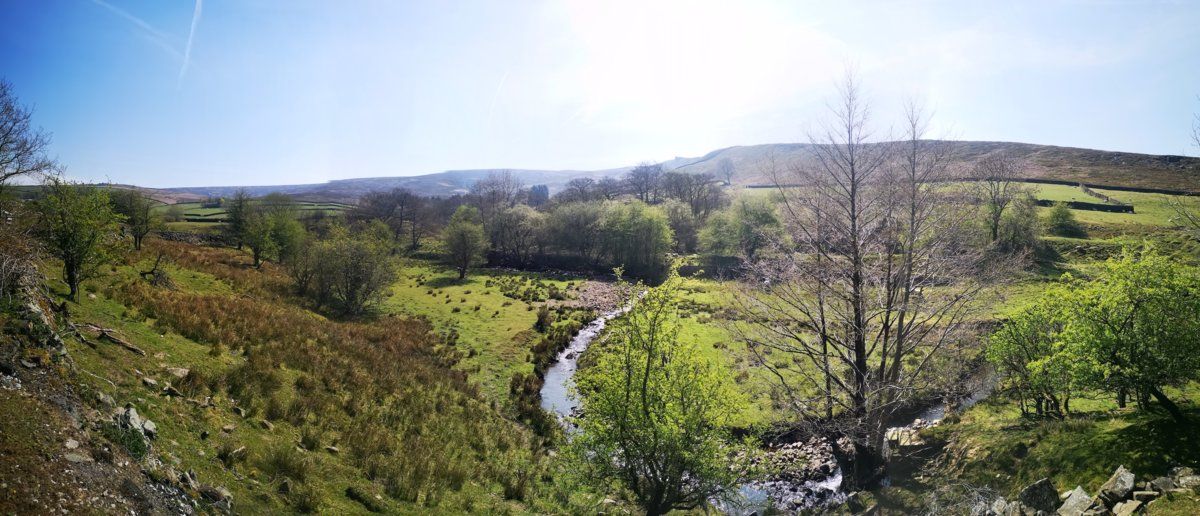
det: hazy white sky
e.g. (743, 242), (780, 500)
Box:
(1, 0), (1198, 187)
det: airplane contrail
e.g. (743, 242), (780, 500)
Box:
(178, 0), (204, 85)
(487, 70), (509, 127)
(90, 0), (181, 59)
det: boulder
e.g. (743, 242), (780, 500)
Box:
(165, 367), (190, 379)
(1058, 486), (1092, 516)
(141, 419), (158, 440)
(221, 424), (235, 433)
(1149, 476), (1174, 492)
(325, 445), (340, 454)
(141, 377), (158, 389)
(1098, 466), (1136, 506)
(1112, 500), (1141, 516)
(1019, 478), (1060, 514)
(162, 385), (182, 398)
(1176, 475), (1200, 489)
(260, 419), (274, 431)
(232, 406), (246, 418)
(1169, 466), (1194, 479)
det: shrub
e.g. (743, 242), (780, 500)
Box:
(260, 444), (311, 482)
(1044, 202), (1086, 237)
(100, 422), (148, 461)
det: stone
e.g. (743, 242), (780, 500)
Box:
(181, 469), (200, 491)
(1112, 500), (1141, 516)
(165, 367), (189, 379)
(19, 359), (37, 368)
(1169, 466), (1194, 478)
(120, 406), (144, 431)
(1150, 476), (1174, 492)
(1131, 491), (1157, 502)
(260, 420), (274, 431)
(325, 445), (340, 454)
(141, 377), (158, 388)
(221, 424), (235, 433)
(1058, 486), (1092, 516)
(65, 452), (93, 463)
(199, 484), (232, 502)
(141, 419), (157, 439)
(232, 406), (246, 418)
(199, 430), (209, 440)
(991, 498), (1008, 515)
(1176, 475), (1200, 489)
(96, 393), (115, 407)
(1098, 466), (1136, 506)
(1019, 477), (1059, 514)
(162, 385), (182, 398)
(64, 439), (79, 450)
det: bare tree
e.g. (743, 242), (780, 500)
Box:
(0, 79), (55, 194)
(968, 153), (1027, 242)
(661, 171), (725, 220)
(731, 76), (993, 488)
(470, 170), (524, 253)
(716, 157), (736, 185)
(559, 177), (596, 203)
(625, 162), (663, 204)
(596, 176), (624, 200)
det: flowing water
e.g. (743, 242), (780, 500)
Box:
(539, 307), (625, 423)
(539, 311), (996, 514)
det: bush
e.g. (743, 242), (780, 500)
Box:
(260, 444), (312, 482)
(100, 422), (148, 461)
(1044, 202), (1085, 237)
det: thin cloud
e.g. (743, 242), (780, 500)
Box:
(90, 0), (181, 59)
(178, 0), (203, 85)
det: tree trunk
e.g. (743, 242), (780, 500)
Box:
(458, 267), (466, 279)
(1148, 386), (1187, 424)
(1117, 388), (1127, 408)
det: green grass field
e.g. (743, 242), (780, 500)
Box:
(381, 262), (582, 403)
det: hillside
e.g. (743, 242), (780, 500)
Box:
(673, 141), (1200, 192)
(152, 141), (1200, 202)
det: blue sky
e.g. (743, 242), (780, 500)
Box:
(1, 0), (1198, 187)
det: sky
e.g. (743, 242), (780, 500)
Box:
(0, 0), (1198, 188)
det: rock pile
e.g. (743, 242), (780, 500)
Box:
(736, 438), (847, 512)
(114, 403), (158, 441)
(979, 465), (1200, 516)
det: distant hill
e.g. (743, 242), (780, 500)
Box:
(154, 141), (1200, 202)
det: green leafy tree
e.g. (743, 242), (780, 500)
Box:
(320, 222), (395, 315)
(442, 205), (486, 279)
(224, 189), (251, 249)
(242, 209), (278, 268)
(1060, 249), (1200, 423)
(987, 288), (1076, 418)
(568, 266), (749, 515)
(601, 201), (673, 281)
(700, 195), (781, 261)
(1043, 201), (1085, 238)
(38, 178), (122, 301)
(110, 189), (161, 250)
(990, 248), (1200, 424)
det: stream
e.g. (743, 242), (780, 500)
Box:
(538, 314), (996, 514)
(539, 307), (626, 424)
